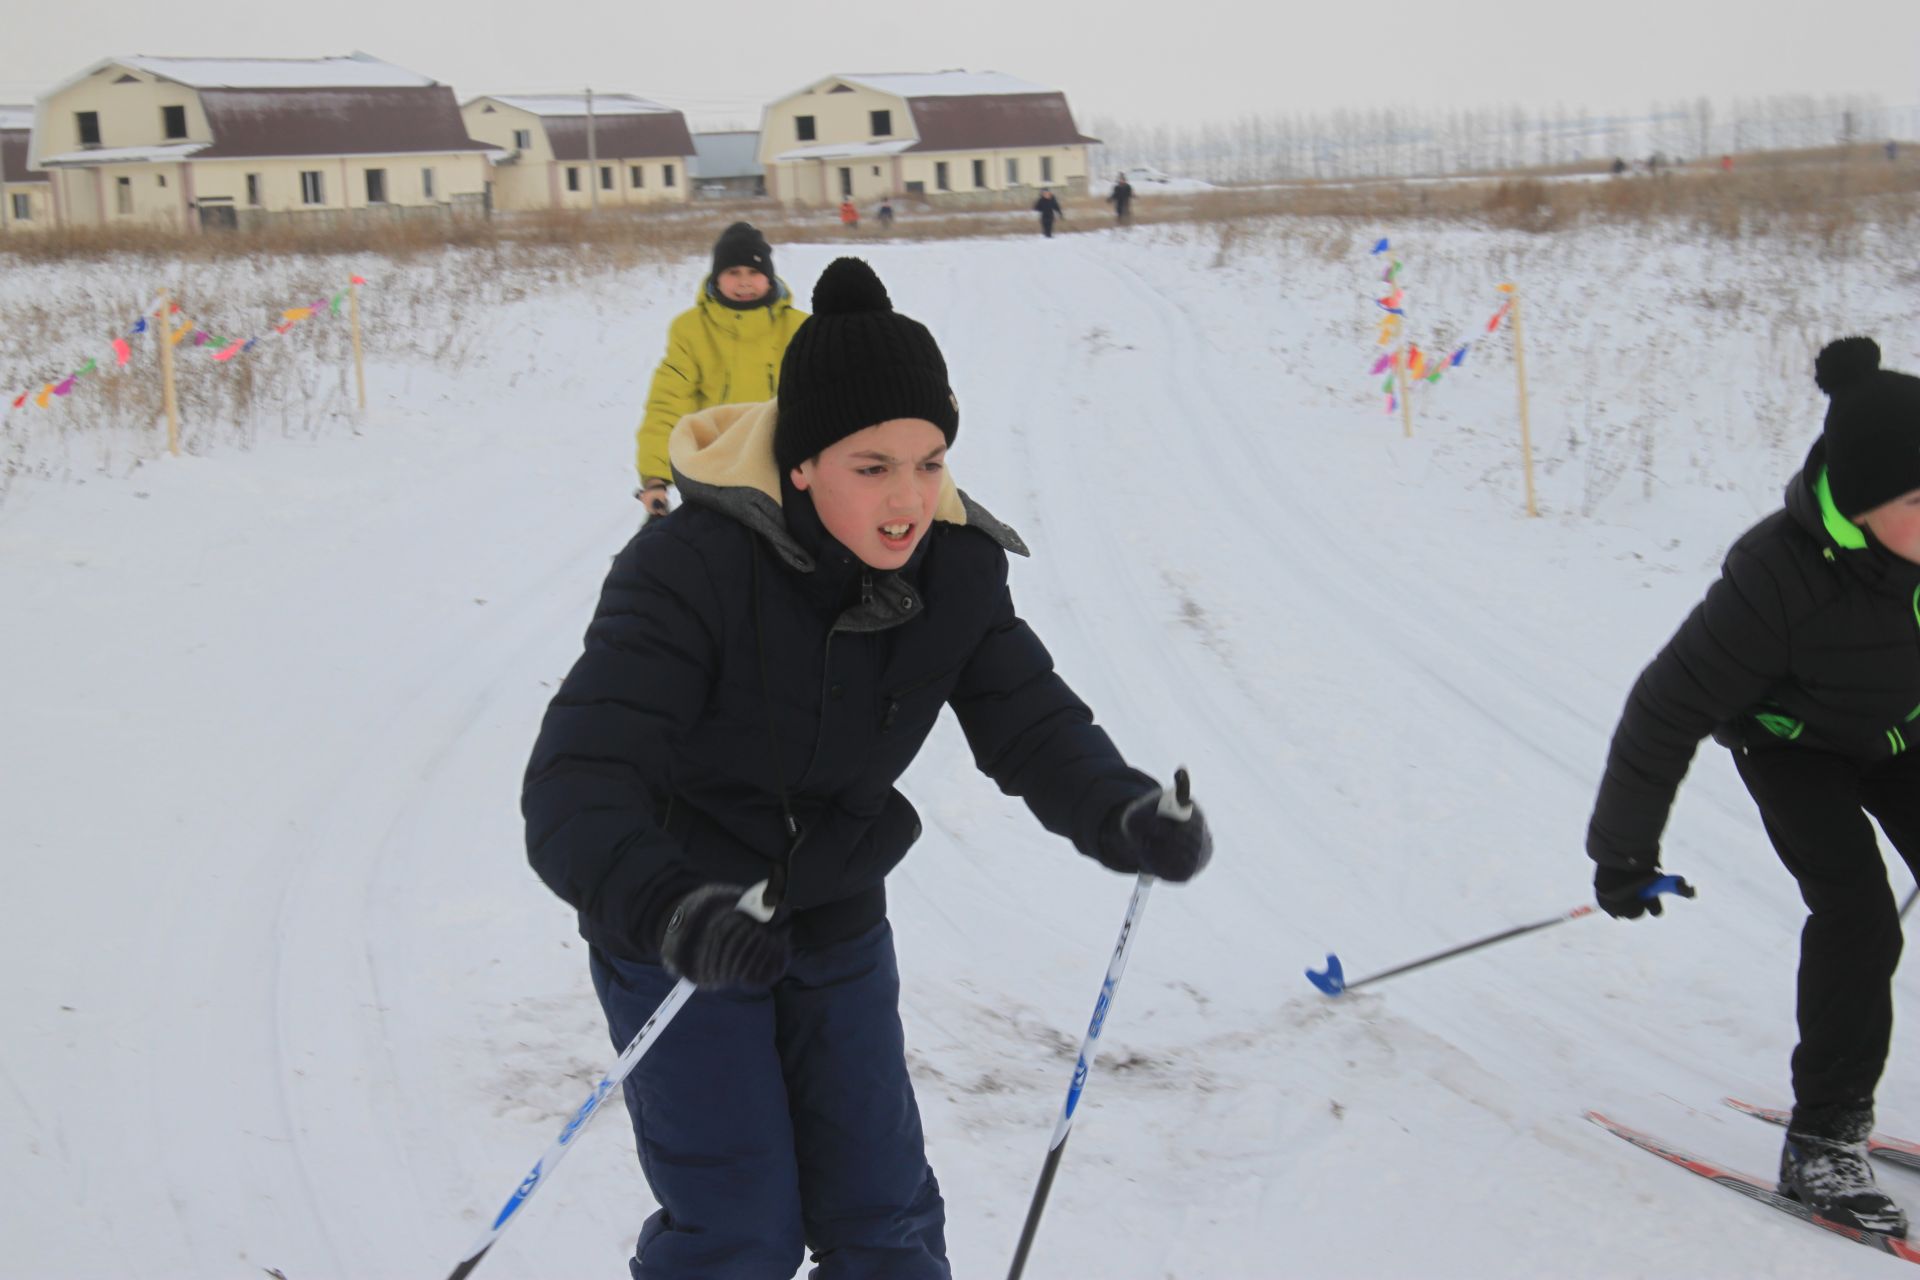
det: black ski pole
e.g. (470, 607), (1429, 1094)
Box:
(1006, 769), (1193, 1280)
(1306, 876), (1696, 996)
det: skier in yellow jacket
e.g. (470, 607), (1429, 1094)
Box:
(635, 222), (808, 517)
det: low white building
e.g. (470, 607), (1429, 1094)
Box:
(462, 94), (694, 211)
(760, 71), (1099, 208)
(1, 105), (53, 233)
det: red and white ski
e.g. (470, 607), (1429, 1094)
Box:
(1724, 1097), (1920, 1172)
(1586, 1110), (1920, 1265)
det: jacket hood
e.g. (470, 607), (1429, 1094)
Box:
(1784, 436), (1920, 592)
(667, 400), (1028, 571)
(701, 274), (793, 315)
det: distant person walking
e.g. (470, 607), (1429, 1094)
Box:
(1032, 188), (1063, 238)
(1107, 173), (1134, 225)
(839, 198), (859, 230)
(1887, 140), (1899, 164)
(877, 199), (895, 229)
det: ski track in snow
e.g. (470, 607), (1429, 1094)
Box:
(3, 227), (1917, 1279)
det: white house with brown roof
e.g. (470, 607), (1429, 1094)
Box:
(460, 94), (694, 212)
(760, 72), (1099, 208)
(29, 53), (496, 230)
(1, 106), (53, 234)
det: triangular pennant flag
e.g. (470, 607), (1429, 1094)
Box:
(52, 377), (75, 396)
(1370, 238), (1390, 255)
(76, 358), (97, 376)
(274, 322), (295, 334)
(1387, 394), (1398, 413)
(130, 317), (148, 335)
(36, 384), (53, 408)
(212, 339), (246, 362)
(1450, 346), (1468, 367)
(330, 291), (345, 314)
(192, 331), (210, 346)
(10, 391), (26, 409)
(1370, 354), (1393, 374)
(1496, 282), (1516, 294)
(113, 337), (132, 366)
(349, 275), (367, 285)
(282, 308), (313, 323)
(1487, 301), (1512, 333)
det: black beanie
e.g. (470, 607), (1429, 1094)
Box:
(711, 221), (774, 279)
(774, 258), (959, 473)
(1815, 336), (1920, 517)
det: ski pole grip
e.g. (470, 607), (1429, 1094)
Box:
(1640, 874), (1697, 902)
(736, 879), (777, 923)
(1157, 767), (1194, 822)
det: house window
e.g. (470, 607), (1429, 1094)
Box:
(11, 193), (31, 220)
(246, 173), (261, 206)
(300, 170), (325, 205)
(870, 109), (891, 137)
(795, 115), (816, 142)
(77, 111), (101, 147)
(422, 167), (435, 199)
(513, 128), (531, 150)
(115, 177), (132, 214)
(162, 105), (187, 140)
(631, 165), (644, 188)
(1041, 156), (1054, 183)
(972, 159), (987, 188)
(663, 164), (676, 187)
(935, 161), (950, 191)
(365, 169), (388, 203)
(566, 166), (580, 192)
(600, 165), (613, 191)
(1006, 157), (1020, 184)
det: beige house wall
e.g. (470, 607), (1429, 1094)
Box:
(2, 182), (53, 231)
(759, 80), (910, 175)
(464, 98), (689, 211)
(46, 152), (492, 227)
(35, 63), (210, 159)
(768, 144), (1091, 208)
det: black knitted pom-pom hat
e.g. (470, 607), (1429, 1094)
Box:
(1815, 336), (1920, 517)
(774, 258), (958, 473)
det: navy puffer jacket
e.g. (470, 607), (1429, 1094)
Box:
(525, 400), (1157, 959)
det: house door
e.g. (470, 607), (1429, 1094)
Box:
(838, 167), (853, 198)
(198, 204), (238, 231)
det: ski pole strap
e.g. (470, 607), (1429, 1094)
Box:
(1638, 874), (1697, 902)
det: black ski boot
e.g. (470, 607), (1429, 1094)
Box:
(1779, 1106), (1909, 1238)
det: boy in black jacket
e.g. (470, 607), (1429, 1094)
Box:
(527, 258), (1213, 1278)
(1587, 336), (1920, 1238)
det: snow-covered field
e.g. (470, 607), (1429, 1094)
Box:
(3, 219), (1917, 1279)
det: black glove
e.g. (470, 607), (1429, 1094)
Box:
(1100, 782), (1212, 882)
(1594, 866), (1691, 919)
(658, 884), (789, 988)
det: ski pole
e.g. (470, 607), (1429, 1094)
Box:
(445, 880), (775, 1280)
(1006, 768), (1192, 1280)
(1305, 875), (1696, 997)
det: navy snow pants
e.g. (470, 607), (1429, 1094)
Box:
(590, 920), (950, 1280)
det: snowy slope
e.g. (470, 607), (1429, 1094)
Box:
(2, 223), (1917, 1279)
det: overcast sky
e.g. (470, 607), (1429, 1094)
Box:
(4, 0), (1916, 130)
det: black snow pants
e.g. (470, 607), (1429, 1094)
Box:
(1732, 744), (1920, 1127)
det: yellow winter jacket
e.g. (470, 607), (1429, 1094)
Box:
(635, 278), (808, 482)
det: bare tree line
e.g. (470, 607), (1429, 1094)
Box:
(1086, 95), (1919, 183)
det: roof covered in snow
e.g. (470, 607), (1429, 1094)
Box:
(38, 141), (209, 166)
(772, 138), (917, 163)
(477, 94), (674, 117)
(111, 54), (436, 89)
(0, 105), (33, 130)
(836, 72), (1056, 98)
(2, 129), (50, 182)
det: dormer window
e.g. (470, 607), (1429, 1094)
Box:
(77, 111), (101, 147)
(162, 105), (187, 140)
(870, 110), (891, 137)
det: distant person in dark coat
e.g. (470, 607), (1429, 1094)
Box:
(1586, 336), (1920, 1241)
(525, 257), (1214, 1279)
(1033, 188), (1063, 238)
(1108, 172), (1134, 224)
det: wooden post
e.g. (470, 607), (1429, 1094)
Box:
(1506, 284), (1539, 517)
(1397, 343), (1414, 438)
(158, 289), (179, 456)
(349, 274), (366, 414)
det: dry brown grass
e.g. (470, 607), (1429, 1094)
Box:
(7, 142), (1915, 269)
